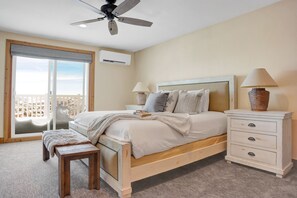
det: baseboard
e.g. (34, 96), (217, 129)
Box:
(0, 138), (3, 144)
(4, 136), (41, 143)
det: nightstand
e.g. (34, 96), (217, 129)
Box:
(125, 105), (144, 110)
(225, 109), (293, 178)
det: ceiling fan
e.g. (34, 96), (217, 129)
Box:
(71, 0), (153, 35)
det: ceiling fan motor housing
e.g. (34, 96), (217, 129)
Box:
(101, 3), (117, 20)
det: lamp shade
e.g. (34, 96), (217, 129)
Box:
(241, 68), (277, 88)
(132, 82), (149, 93)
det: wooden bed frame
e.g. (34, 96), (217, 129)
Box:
(70, 75), (237, 198)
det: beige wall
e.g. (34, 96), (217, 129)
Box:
(0, 31), (135, 138)
(135, 0), (297, 158)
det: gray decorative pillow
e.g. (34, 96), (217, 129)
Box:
(174, 91), (203, 114)
(143, 92), (169, 112)
(162, 90), (179, 113)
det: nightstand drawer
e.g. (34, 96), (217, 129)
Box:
(231, 131), (276, 149)
(230, 119), (276, 133)
(231, 144), (276, 166)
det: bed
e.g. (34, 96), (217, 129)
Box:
(69, 75), (237, 198)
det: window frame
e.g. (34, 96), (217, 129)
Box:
(4, 39), (95, 142)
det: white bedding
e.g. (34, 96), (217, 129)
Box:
(74, 111), (227, 159)
(74, 110), (135, 128)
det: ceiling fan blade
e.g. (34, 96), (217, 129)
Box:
(118, 17), (153, 27)
(108, 20), (118, 35)
(71, 17), (105, 26)
(76, 0), (105, 16)
(112, 0), (140, 16)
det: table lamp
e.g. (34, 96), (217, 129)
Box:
(132, 82), (149, 105)
(241, 68), (277, 111)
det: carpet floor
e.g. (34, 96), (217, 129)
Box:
(0, 140), (296, 198)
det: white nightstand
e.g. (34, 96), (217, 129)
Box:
(125, 105), (144, 110)
(225, 109), (293, 178)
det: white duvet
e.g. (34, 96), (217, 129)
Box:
(74, 111), (227, 159)
(74, 110), (135, 128)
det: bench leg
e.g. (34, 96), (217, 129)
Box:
(96, 152), (100, 190)
(65, 159), (71, 195)
(59, 157), (70, 198)
(43, 142), (49, 161)
(88, 152), (100, 190)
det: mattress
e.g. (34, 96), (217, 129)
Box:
(71, 111), (227, 159)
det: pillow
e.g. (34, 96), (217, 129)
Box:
(202, 89), (210, 112)
(173, 91), (202, 114)
(143, 92), (169, 112)
(161, 90), (179, 113)
(188, 89), (205, 113)
(188, 89), (210, 112)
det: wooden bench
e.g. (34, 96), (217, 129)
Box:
(43, 143), (100, 198)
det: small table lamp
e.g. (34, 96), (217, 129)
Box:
(132, 82), (150, 105)
(241, 68), (277, 111)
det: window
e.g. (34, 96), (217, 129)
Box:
(4, 40), (95, 142)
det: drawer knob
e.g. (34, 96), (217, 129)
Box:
(248, 152), (255, 157)
(248, 123), (256, 127)
(248, 137), (256, 141)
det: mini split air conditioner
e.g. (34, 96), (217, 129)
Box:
(99, 50), (131, 65)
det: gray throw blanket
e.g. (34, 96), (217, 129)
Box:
(43, 129), (91, 157)
(88, 112), (191, 145)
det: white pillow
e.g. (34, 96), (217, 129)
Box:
(202, 89), (210, 112)
(161, 90), (179, 113)
(188, 89), (210, 112)
(174, 91), (203, 114)
(188, 89), (204, 113)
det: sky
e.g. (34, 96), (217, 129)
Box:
(15, 56), (86, 95)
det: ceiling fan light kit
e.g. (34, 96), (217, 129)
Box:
(72, 0), (153, 35)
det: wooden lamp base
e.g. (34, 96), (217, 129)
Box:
(248, 88), (270, 111)
(136, 92), (146, 105)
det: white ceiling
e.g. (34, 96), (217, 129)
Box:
(0, 0), (280, 52)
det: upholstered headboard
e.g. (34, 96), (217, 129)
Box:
(157, 75), (237, 112)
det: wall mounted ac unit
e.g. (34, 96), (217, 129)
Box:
(99, 50), (131, 65)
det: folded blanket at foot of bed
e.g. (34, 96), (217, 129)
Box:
(43, 129), (91, 157)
